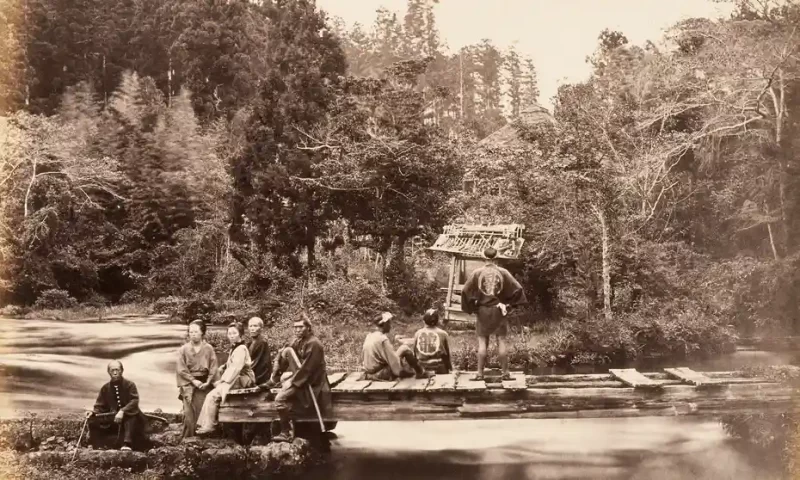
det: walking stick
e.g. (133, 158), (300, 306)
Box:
(286, 348), (327, 433)
(72, 413), (90, 462)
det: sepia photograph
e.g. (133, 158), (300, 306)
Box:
(1, 0), (799, 478)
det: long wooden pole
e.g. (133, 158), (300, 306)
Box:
(287, 348), (326, 433)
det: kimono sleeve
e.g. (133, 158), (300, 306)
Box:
(460, 269), (481, 314)
(93, 384), (109, 413)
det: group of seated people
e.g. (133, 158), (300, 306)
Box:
(87, 246), (527, 450)
(86, 307), (453, 450)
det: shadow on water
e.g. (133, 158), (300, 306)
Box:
(298, 418), (787, 480)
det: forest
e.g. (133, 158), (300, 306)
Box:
(2, 0), (800, 367)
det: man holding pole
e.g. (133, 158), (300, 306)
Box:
(266, 315), (333, 443)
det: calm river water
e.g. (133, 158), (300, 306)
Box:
(0, 316), (793, 479)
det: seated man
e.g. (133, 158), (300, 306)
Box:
(362, 312), (425, 381)
(266, 315), (333, 443)
(247, 316), (272, 385)
(87, 360), (147, 451)
(413, 309), (453, 374)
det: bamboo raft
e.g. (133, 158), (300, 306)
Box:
(218, 367), (796, 423)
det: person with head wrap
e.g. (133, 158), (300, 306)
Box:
(266, 314), (333, 442)
(87, 360), (148, 450)
(176, 319), (218, 438)
(362, 311), (426, 381)
(461, 246), (527, 381)
(413, 309), (452, 374)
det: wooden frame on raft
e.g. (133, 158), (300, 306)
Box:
(218, 367), (793, 423)
(427, 224), (525, 326)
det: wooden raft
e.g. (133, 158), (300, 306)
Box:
(218, 367), (794, 423)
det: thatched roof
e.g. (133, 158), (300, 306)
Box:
(478, 103), (555, 149)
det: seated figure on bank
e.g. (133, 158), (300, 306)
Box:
(247, 316), (272, 385)
(176, 319), (218, 439)
(266, 315), (333, 442)
(196, 322), (255, 435)
(87, 360), (148, 451)
(362, 311), (426, 381)
(413, 309), (453, 374)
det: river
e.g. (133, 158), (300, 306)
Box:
(0, 315), (792, 479)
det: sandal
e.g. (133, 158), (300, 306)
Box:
(470, 375), (485, 381)
(500, 373), (515, 381)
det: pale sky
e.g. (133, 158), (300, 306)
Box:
(316, 0), (734, 110)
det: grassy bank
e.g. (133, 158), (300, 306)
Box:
(0, 413), (318, 480)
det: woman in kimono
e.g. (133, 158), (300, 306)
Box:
(176, 319), (218, 438)
(196, 322), (255, 435)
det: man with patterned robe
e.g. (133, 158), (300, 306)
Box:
(461, 246), (527, 381)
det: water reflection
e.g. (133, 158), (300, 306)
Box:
(306, 418), (783, 479)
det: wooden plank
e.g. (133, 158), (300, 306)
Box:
(331, 372), (372, 393)
(327, 372), (348, 388)
(220, 381), (793, 422)
(609, 368), (663, 390)
(455, 372), (486, 392)
(426, 373), (456, 391)
(445, 255), (457, 307)
(226, 386), (262, 396)
(392, 376), (432, 392)
(664, 367), (721, 388)
(364, 379), (399, 392)
(501, 372), (527, 391)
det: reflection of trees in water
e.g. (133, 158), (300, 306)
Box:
(721, 412), (796, 478)
(302, 438), (781, 480)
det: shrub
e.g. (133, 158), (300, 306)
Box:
(118, 290), (144, 305)
(32, 289), (77, 310)
(150, 296), (187, 316)
(385, 261), (440, 315)
(303, 277), (396, 326)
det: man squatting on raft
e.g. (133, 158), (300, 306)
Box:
(362, 311), (427, 380)
(413, 308), (452, 374)
(461, 246), (527, 381)
(265, 316), (333, 442)
(86, 360), (148, 451)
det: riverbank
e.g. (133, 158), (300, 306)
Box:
(2, 299), (742, 372)
(0, 413), (321, 479)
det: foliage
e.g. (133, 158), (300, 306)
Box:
(32, 289), (77, 310)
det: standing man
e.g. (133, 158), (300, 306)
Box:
(247, 317), (272, 385)
(87, 360), (148, 451)
(266, 315), (333, 443)
(362, 312), (426, 381)
(461, 246), (527, 381)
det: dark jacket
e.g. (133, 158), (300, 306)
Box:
(462, 263), (527, 314)
(289, 334), (332, 415)
(248, 336), (272, 385)
(93, 378), (143, 417)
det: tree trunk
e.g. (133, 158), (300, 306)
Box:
(593, 205), (613, 320)
(24, 158), (37, 218)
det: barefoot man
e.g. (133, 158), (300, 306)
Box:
(461, 246), (527, 381)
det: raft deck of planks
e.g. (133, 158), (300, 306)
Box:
(218, 367), (794, 423)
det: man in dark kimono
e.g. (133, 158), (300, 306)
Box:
(247, 316), (272, 385)
(266, 315), (333, 442)
(87, 360), (148, 451)
(461, 246), (527, 381)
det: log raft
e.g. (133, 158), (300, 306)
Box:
(218, 367), (794, 424)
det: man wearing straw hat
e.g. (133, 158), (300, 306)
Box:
(461, 246), (527, 381)
(266, 315), (333, 443)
